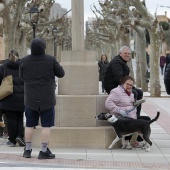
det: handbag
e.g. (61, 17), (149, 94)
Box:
(0, 67), (13, 100)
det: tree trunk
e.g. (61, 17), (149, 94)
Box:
(149, 29), (161, 97)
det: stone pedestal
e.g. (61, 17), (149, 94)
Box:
(32, 126), (121, 149)
(58, 51), (98, 95)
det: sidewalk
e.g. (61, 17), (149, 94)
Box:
(1, 73), (170, 169)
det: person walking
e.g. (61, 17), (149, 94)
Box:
(20, 37), (65, 159)
(104, 46), (144, 117)
(0, 49), (25, 147)
(160, 54), (166, 75)
(98, 54), (109, 93)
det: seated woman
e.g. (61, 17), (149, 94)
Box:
(105, 75), (151, 149)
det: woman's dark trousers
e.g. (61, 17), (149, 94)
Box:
(132, 87), (143, 116)
(5, 111), (24, 144)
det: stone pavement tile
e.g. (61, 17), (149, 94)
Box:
(135, 145), (168, 164)
(86, 149), (113, 161)
(86, 153), (113, 161)
(152, 139), (170, 148)
(112, 153), (141, 162)
(151, 127), (167, 134)
(111, 149), (140, 162)
(138, 154), (169, 164)
(160, 148), (170, 154)
(151, 133), (170, 140)
(0, 146), (23, 154)
(53, 148), (87, 160)
(165, 156), (170, 163)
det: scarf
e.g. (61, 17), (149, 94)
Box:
(121, 85), (132, 96)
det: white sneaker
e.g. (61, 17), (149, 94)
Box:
(133, 99), (146, 106)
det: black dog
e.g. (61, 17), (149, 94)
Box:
(96, 110), (160, 151)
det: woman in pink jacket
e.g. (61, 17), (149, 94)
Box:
(105, 76), (150, 148)
(105, 76), (137, 119)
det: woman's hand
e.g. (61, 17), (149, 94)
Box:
(119, 110), (128, 117)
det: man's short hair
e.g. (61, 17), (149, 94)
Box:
(119, 46), (131, 53)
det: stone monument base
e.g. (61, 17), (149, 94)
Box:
(32, 126), (121, 149)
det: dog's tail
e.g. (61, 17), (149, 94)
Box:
(149, 109), (160, 124)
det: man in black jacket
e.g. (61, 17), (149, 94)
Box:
(20, 38), (65, 159)
(104, 46), (143, 117)
(165, 52), (170, 71)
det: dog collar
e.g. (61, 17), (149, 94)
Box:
(108, 116), (118, 123)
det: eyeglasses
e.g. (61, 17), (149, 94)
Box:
(124, 83), (133, 87)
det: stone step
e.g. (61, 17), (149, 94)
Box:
(32, 126), (121, 149)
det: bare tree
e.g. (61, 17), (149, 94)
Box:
(91, 0), (162, 96)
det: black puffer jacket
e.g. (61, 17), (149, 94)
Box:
(20, 38), (65, 111)
(0, 59), (24, 111)
(164, 63), (170, 95)
(104, 55), (130, 94)
(165, 54), (170, 71)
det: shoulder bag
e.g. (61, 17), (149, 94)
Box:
(0, 67), (13, 100)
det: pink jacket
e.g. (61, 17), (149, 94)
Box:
(105, 85), (137, 119)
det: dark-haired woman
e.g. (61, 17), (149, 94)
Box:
(98, 54), (109, 93)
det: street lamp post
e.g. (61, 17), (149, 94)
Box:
(28, 6), (40, 38)
(52, 27), (58, 57)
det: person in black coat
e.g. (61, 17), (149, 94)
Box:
(20, 37), (65, 159)
(165, 52), (170, 71)
(98, 54), (109, 93)
(164, 58), (170, 94)
(104, 46), (143, 117)
(0, 50), (25, 147)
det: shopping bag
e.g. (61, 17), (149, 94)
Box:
(0, 75), (13, 100)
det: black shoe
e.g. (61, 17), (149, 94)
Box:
(6, 140), (16, 147)
(23, 148), (32, 158)
(16, 137), (25, 146)
(38, 148), (55, 159)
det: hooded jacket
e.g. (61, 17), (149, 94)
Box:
(20, 38), (65, 111)
(0, 59), (24, 111)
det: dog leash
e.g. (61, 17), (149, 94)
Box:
(126, 106), (137, 114)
